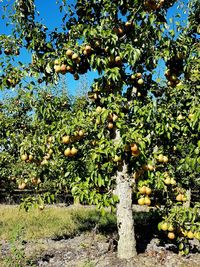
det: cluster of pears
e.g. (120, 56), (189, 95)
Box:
(40, 149), (54, 166)
(126, 72), (145, 99)
(107, 54), (123, 68)
(53, 45), (92, 80)
(130, 143), (140, 157)
(94, 106), (118, 129)
(130, 72), (144, 86)
(21, 153), (34, 162)
(159, 221), (176, 240)
(165, 53), (184, 87)
(62, 131), (84, 157)
(137, 186), (152, 206)
(3, 68), (22, 88)
(112, 20), (135, 39)
(21, 147), (54, 166)
(132, 163), (155, 180)
(179, 229), (200, 240)
(159, 221), (200, 244)
(163, 172), (176, 186)
(64, 147), (78, 157)
(157, 154), (169, 163)
(107, 112), (118, 130)
(3, 47), (20, 56)
(18, 172), (42, 190)
(18, 176), (40, 190)
(176, 193), (187, 202)
(165, 69), (181, 88)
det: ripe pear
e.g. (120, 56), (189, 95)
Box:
(62, 135), (70, 144)
(21, 154), (28, 161)
(64, 148), (71, 156)
(71, 147), (78, 156)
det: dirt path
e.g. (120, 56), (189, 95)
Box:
(25, 232), (200, 267)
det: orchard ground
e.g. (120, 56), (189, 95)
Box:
(0, 204), (199, 267)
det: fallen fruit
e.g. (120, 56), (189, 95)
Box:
(38, 205), (44, 210)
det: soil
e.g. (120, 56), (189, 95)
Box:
(0, 205), (199, 266)
(1, 232), (199, 267)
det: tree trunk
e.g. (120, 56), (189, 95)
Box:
(115, 162), (137, 259)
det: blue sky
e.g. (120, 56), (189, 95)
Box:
(0, 0), (189, 97)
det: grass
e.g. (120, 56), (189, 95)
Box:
(0, 205), (117, 241)
(0, 204), (117, 266)
(0, 204), (160, 266)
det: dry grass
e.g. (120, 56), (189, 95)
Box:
(0, 204), (116, 266)
(0, 205), (89, 240)
(0, 204), (116, 241)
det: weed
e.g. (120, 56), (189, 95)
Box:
(2, 224), (36, 267)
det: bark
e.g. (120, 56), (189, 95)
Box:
(114, 130), (137, 259)
(115, 162), (137, 259)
